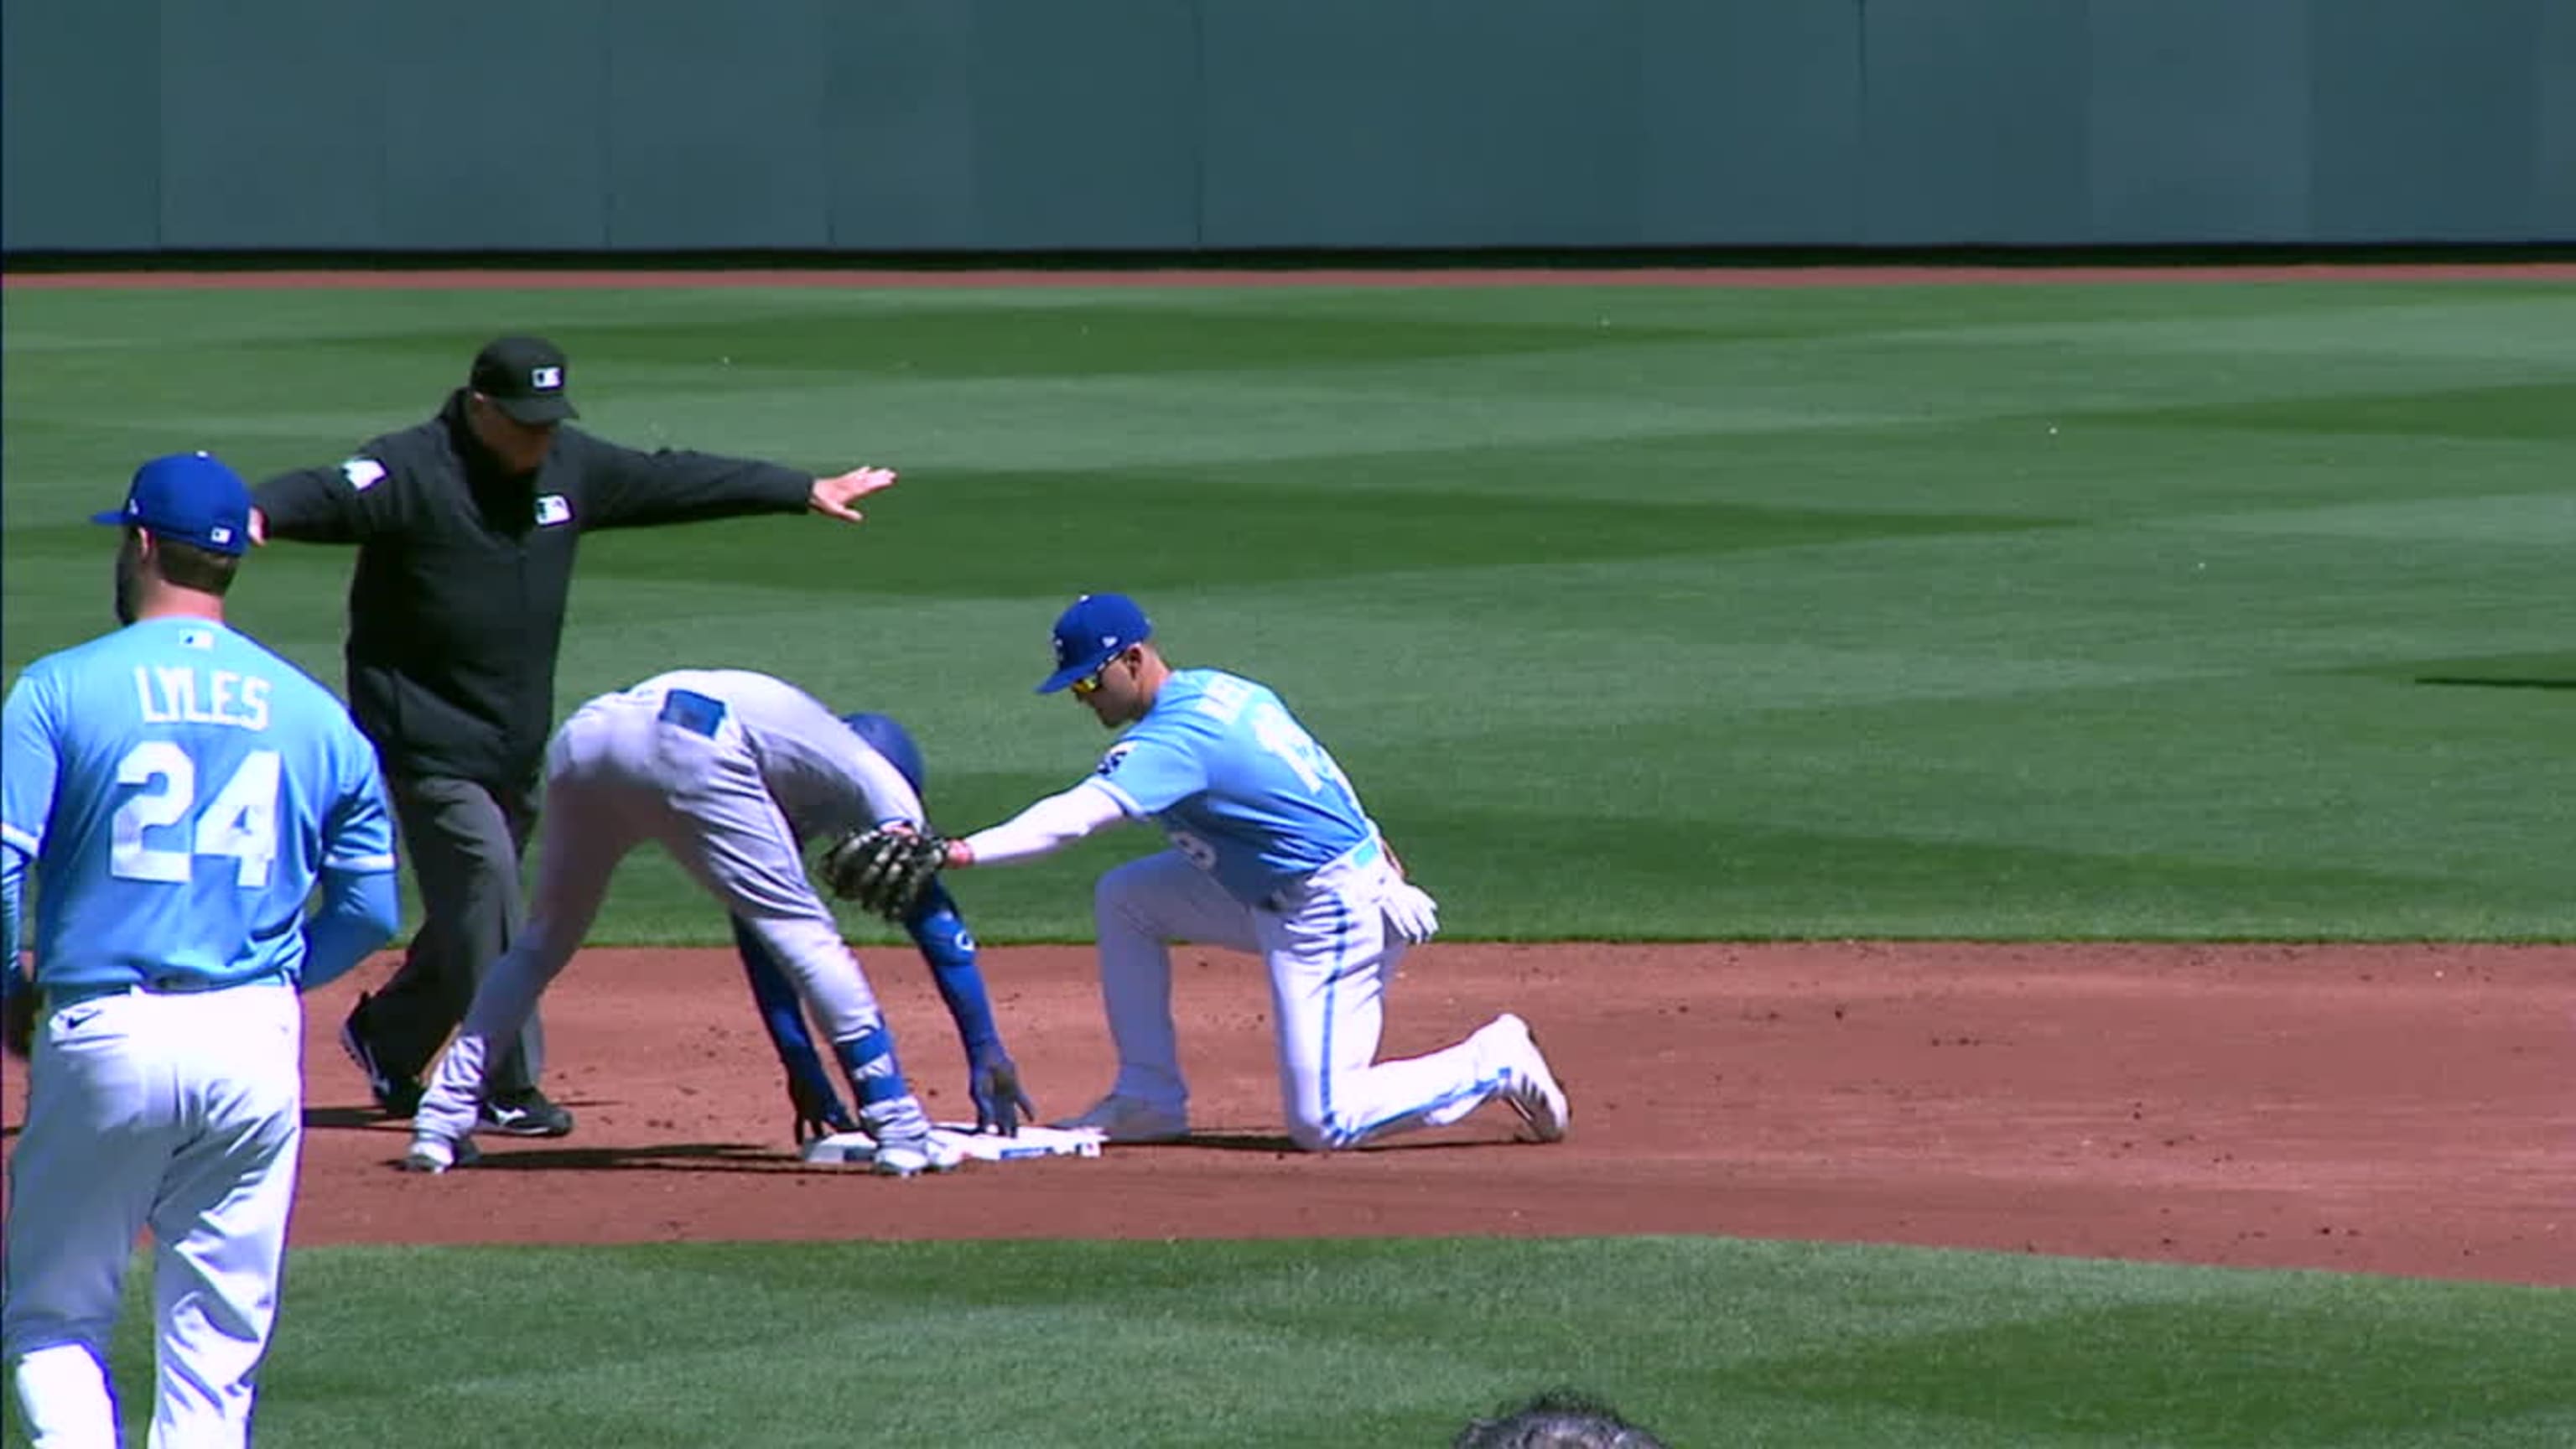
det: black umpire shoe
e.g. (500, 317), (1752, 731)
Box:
(480, 1088), (576, 1138)
(339, 992), (425, 1119)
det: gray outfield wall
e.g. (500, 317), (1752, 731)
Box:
(5, 0), (2570, 254)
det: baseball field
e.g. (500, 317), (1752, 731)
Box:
(3, 265), (2572, 1446)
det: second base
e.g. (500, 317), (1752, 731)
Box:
(801, 1123), (1106, 1168)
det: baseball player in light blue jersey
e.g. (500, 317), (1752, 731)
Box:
(404, 671), (974, 1177)
(2, 454), (400, 1448)
(925, 593), (1567, 1150)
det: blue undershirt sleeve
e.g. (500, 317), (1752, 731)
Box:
(905, 881), (1000, 1054)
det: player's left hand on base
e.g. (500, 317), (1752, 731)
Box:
(787, 1077), (857, 1145)
(1382, 881), (1441, 945)
(820, 826), (950, 921)
(969, 1049), (1036, 1137)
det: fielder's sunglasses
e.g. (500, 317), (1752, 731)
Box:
(1069, 649), (1128, 697)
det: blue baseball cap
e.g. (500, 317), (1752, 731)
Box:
(93, 452), (253, 556)
(840, 712), (926, 794)
(1038, 593), (1152, 693)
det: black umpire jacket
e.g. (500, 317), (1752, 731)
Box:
(253, 389), (814, 788)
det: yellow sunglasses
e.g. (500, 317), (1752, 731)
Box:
(1069, 648), (1127, 697)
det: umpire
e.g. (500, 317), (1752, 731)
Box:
(252, 335), (900, 1139)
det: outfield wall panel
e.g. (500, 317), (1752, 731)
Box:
(1860, 0), (2094, 246)
(2, 0), (162, 251)
(600, 0), (834, 250)
(964, 0), (1202, 250)
(4, 1), (2566, 254)
(155, 4), (386, 250)
(378, 1), (612, 251)
(2085, 0), (2311, 244)
(1636, 2), (1866, 246)
(1199, 1), (1641, 248)
(822, 3), (982, 250)
(2542, 0), (2576, 236)
(2308, 0), (2549, 242)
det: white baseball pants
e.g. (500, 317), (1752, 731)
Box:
(1093, 847), (1502, 1150)
(3, 981), (303, 1448)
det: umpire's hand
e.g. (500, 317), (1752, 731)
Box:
(808, 466), (898, 523)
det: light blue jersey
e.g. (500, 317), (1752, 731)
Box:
(1087, 669), (1376, 905)
(2, 618), (397, 994)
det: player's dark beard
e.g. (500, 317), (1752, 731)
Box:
(113, 535), (143, 624)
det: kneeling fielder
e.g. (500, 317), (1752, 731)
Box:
(406, 670), (969, 1177)
(826, 593), (1567, 1152)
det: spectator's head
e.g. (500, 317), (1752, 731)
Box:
(1450, 1389), (1669, 1449)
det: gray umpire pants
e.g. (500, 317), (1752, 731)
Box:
(362, 774), (545, 1096)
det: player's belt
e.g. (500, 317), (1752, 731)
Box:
(658, 688), (729, 739)
(1259, 834), (1385, 912)
(43, 967), (293, 1011)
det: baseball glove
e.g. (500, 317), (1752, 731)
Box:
(820, 827), (950, 921)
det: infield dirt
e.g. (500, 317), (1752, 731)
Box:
(14, 941), (2543, 1286)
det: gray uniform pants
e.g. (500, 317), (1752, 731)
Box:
(412, 683), (892, 1144)
(364, 773), (544, 1096)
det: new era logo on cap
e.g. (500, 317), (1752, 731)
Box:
(1038, 593), (1152, 693)
(93, 452), (254, 557)
(531, 365), (563, 391)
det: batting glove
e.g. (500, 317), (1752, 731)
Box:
(1383, 881), (1441, 945)
(969, 1048), (1036, 1137)
(788, 1078), (858, 1145)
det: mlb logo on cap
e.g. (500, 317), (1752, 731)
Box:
(93, 452), (254, 557)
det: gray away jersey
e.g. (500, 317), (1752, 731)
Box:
(626, 669), (922, 844)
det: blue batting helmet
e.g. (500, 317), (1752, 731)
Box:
(840, 712), (926, 795)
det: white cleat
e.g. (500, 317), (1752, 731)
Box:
(869, 1132), (967, 1178)
(1483, 1013), (1570, 1143)
(401, 1134), (480, 1174)
(1050, 1093), (1190, 1145)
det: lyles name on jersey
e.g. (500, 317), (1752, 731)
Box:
(132, 665), (273, 731)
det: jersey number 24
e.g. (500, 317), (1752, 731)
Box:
(112, 741), (281, 888)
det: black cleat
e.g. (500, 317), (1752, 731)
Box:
(339, 993), (425, 1119)
(480, 1088), (575, 1138)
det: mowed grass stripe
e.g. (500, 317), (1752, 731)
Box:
(36, 1238), (2571, 1449)
(6, 281), (2569, 940)
(13, 286), (2568, 482)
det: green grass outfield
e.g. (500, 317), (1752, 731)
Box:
(20, 1238), (2576, 1448)
(3, 277), (2571, 1445)
(5, 278), (2570, 943)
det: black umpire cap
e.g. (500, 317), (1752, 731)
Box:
(470, 335), (579, 424)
